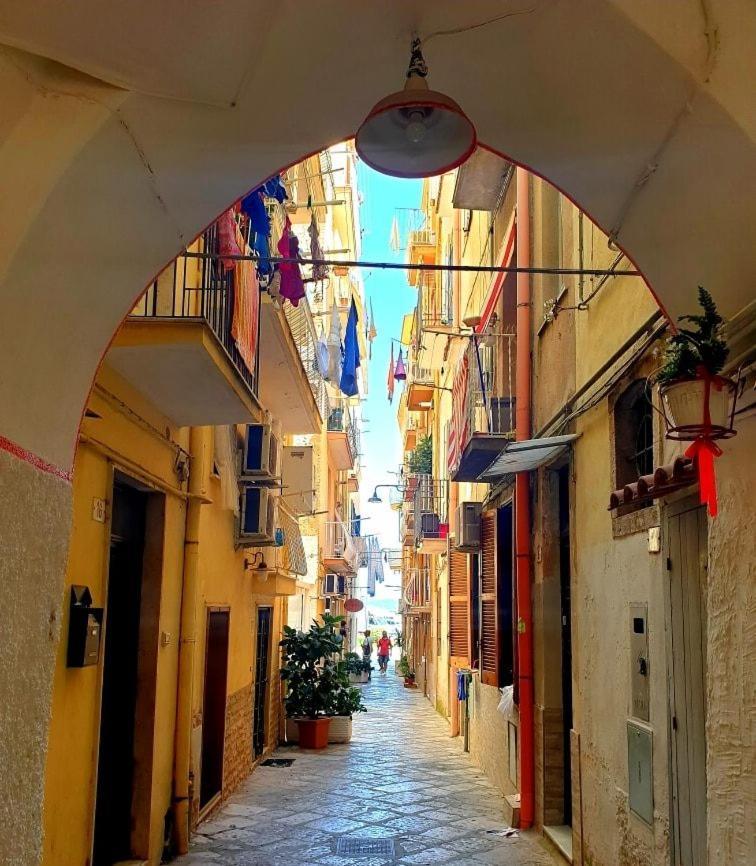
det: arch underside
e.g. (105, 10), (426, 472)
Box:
(0, 0), (754, 470)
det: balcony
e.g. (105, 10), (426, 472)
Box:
(111, 226), (260, 426)
(258, 289), (328, 435)
(248, 502), (307, 597)
(406, 227), (436, 288)
(448, 334), (517, 482)
(327, 401), (359, 470)
(412, 475), (449, 555)
(403, 567), (431, 615)
(322, 519), (360, 575)
(406, 362), (435, 411)
(415, 271), (454, 371)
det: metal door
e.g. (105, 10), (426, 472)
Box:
(253, 607), (272, 757)
(665, 499), (707, 866)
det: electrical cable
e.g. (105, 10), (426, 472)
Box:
(181, 249), (638, 278)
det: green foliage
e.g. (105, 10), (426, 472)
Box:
(394, 629), (403, 649)
(343, 652), (371, 675)
(280, 616), (368, 719)
(397, 656), (414, 677)
(408, 435), (433, 475)
(656, 287), (729, 384)
(279, 615), (344, 719)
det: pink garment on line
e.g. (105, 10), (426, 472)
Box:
(218, 206), (241, 271)
(276, 217), (305, 306)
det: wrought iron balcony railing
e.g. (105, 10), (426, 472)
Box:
(417, 270), (454, 332)
(403, 567), (431, 609)
(132, 224), (257, 394)
(282, 298), (330, 421)
(327, 400), (360, 463)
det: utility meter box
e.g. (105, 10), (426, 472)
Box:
(630, 603), (650, 721)
(627, 720), (654, 825)
(67, 585), (103, 668)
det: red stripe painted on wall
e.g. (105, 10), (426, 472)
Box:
(0, 434), (72, 482)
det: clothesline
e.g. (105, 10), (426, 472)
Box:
(183, 250), (640, 278)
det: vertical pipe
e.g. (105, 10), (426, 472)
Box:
(172, 426), (209, 853)
(515, 168), (535, 829)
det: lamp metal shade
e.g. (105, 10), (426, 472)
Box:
(356, 78), (476, 179)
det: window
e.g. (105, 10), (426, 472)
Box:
(479, 505), (514, 687)
(614, 379), (654, 489)
(448, 550), (471, 664)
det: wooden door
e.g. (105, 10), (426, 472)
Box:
(665, 499), (707, 866)
(200, 610), (230, 809)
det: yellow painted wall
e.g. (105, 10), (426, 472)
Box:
(42, 365), (190, 866)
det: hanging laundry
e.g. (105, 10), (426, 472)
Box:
(387, 342), (395, 404)
(267, 269), (282, 303)
(217, 207), (241, 271)
(316, 331), (330, 379)
(241, 189), (270, 237)
(327, 302), (342, 383)
(368, 298), (377, 360)
(340, 301), (360, 397)
(389, 215), (401, 252)
(262, 175), (288, 203)
(231, 226), (260, 374)
(276, 217), (305, 306)
(308, 212), (328, 282)
(252, 231), (272, 277)
(394, 348), (407, 381)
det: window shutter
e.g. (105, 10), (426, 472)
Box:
(449, 550), (471, 664)
(480, 510), (500, 685)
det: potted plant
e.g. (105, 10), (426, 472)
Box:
(328, 673), (367, 743)
(343, 651), (371, 684)
(397, 655), (416, 688)
(655, 287), (735, 438)
(280, 614), (344, 749)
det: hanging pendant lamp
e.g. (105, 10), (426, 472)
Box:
(394, 349), (407, 381)
(355, 38), (477, 179)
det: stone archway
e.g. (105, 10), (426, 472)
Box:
(1, 3), (754, 864)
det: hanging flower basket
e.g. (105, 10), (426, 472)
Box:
(658, 374), (738, 441)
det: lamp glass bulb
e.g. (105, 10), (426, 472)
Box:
(405, 112), (427, 144)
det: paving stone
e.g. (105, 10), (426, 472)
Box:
(176, 666), (557, 866)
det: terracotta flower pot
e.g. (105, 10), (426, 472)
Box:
(295, 717), (331, 749)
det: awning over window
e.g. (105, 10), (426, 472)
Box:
(477, 434), (579, 480)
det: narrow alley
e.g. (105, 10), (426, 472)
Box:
(178, 667), (557, 866)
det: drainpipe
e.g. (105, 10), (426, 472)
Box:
(515, 168), (535, 829)
(173, 426), (209, 852)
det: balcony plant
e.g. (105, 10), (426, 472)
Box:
(280, 614), (345, 749)
(653, 287), (736, 517)
(408, 435), (433, 475)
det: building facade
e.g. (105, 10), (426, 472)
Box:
(40, 145), (366, 865)
(396, 155), (755, 865)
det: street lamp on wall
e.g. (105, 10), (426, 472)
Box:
(244, 551), (269, 581)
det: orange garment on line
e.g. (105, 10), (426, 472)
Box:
(232, 227), (260, 375)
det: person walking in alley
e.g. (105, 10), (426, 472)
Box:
(361, 630), (373, 679)
(377, 631), (393, 673)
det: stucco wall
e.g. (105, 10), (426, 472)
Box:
(0, 452), (71, 866)
(468, 678), (517, 797)
(41, 369), (190, 866)
(573, 404), (670, 866)
(706, 423), (756, 864)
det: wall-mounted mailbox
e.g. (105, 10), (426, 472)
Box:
(627, 720), (653, 825)
(630, 602), (650, 721)
(67, 585), (103, 668)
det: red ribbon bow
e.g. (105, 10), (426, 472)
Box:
(684, 366), (724, 517)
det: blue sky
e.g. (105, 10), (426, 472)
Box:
(356, 163), (421, 606)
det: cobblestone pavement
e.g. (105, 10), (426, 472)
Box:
(177, 664), (558, 866)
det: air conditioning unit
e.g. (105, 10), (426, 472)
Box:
(237, 487), (276, 546)
(324, 573), (347, 596)
(239, 424), (279, 485)
(456, 501), (482, 551)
